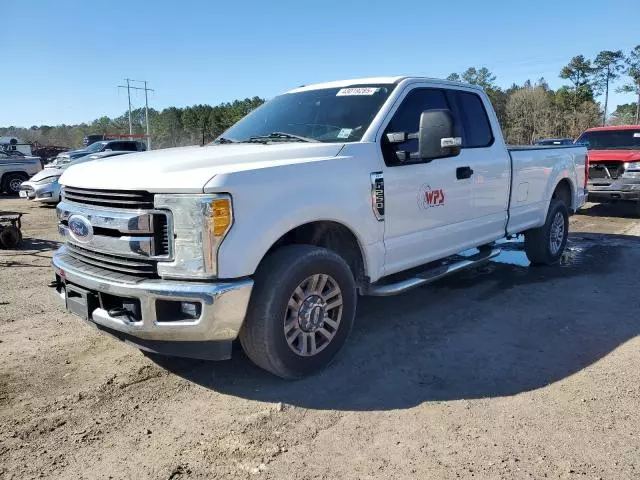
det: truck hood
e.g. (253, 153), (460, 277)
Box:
(60, 143), (345, 192)
(587, 149), (640, 162)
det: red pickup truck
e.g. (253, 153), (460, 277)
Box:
(577, 125), (640, 215)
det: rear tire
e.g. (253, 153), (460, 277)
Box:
(240, 245), (357, 379)
(524, 199), (569, 265)
(2, 173), (27, 195)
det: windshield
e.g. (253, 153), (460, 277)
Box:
(84, 141), (108, 153)
(215, 85), (395, 144)
(576, 130), (640, 150)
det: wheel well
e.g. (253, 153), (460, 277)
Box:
(552, 179), (573, 213)
(266, 221), (367, 287)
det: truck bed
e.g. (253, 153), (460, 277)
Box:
(506, 145), (587, 235)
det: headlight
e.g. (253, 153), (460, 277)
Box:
(626, 162), (640, 171)
(154, 194), (233, 279)
(36, 175), (61, 184)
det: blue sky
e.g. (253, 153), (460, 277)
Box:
(2, 0), (638, 127)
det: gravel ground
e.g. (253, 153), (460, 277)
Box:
(1, 198), (639, 480)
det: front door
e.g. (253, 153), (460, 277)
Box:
(379, 87), (475, 275)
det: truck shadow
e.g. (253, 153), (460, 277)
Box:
(150, 232), (640, 411)
(578, 202), (638, 218)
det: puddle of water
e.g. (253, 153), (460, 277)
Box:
(559, 246), (585, 266)
(492, 249), (530, 267)
(455, 235), (587, 269)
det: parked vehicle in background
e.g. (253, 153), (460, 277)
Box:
(83, 134), (150, 148)
(20, 151), (135, 204)
(0, 151), (43, 195)
(83, 134), (106, 147)
(51, 76), (587, 379)
(535, 138), (574, 146)
(48, 140), (147, 167)
(32, 145), (69, 164)
(577, 125), (640, 215)
(0, 136), (34, 157)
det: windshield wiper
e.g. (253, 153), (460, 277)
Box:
(246, 132), (319, 143)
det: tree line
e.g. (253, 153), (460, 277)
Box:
(0, 97), (266, 151)
(2, 45), (639, 150)
(446, 45), (639, 144)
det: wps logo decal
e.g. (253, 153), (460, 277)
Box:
(417, 184), (445, 209)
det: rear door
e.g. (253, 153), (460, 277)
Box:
(447, 89), (510, 243)
(379, 87), (474, 275)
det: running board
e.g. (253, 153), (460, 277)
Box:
(365, 247), (501, 297)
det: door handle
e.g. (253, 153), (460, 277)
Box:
(456, 166), (474, 180)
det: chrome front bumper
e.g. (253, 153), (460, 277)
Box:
(20, 180), (60, 203)
(588, 179), (640, 202)
(52, 247), (253, 352)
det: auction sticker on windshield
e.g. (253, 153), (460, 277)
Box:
(336, 87), (380, 96)
(337, 128), (353, 139)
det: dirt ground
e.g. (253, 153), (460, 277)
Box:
(1, 197), (639, 480)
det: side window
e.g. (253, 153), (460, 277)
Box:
(382, 88), (450, 165)
(111, 142), (135, 151)
(454, 91), (493, 148)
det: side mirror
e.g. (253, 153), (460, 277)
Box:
(386, 109), (461, 162)
(104, 148), (112, 152)
(417, 109), (461, 160)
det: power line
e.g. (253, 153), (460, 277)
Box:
(117, 79), (155, 149)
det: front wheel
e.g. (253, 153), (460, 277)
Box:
(524, 199), (569, 265)
(240, 245), (357, 379)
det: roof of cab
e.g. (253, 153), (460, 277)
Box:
(585, 125), (640, 132)
(286, 76), (484, 94)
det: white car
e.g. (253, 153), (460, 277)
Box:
(52, 76), (587, 378)
(20, 151), (133, 203)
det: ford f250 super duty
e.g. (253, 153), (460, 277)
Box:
(51, 77), (587, 379)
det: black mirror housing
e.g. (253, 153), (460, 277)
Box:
(418, 109), (461, 160)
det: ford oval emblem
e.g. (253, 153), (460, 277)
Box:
(68, 215), (94, 243)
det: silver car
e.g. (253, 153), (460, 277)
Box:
(19, 151), (134, 204)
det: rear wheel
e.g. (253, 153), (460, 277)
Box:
(240, 245), (357, 379)
(524, 199), (569, 265)
(3, 173), (27, 195)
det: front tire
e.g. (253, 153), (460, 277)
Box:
(524, 199), (569, 265)
(240, 245), (357, 379)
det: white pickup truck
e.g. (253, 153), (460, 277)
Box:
(52, 77), (587, 379)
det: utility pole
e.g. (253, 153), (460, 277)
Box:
(143, 80), (150, 149)
(118, 79), (154, 149)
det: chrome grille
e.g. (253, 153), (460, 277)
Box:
(57, 191), (173, 281)
(63, 186), (155, 209)
(154, 214), (170, 257)
(66, 244), (157, 280)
